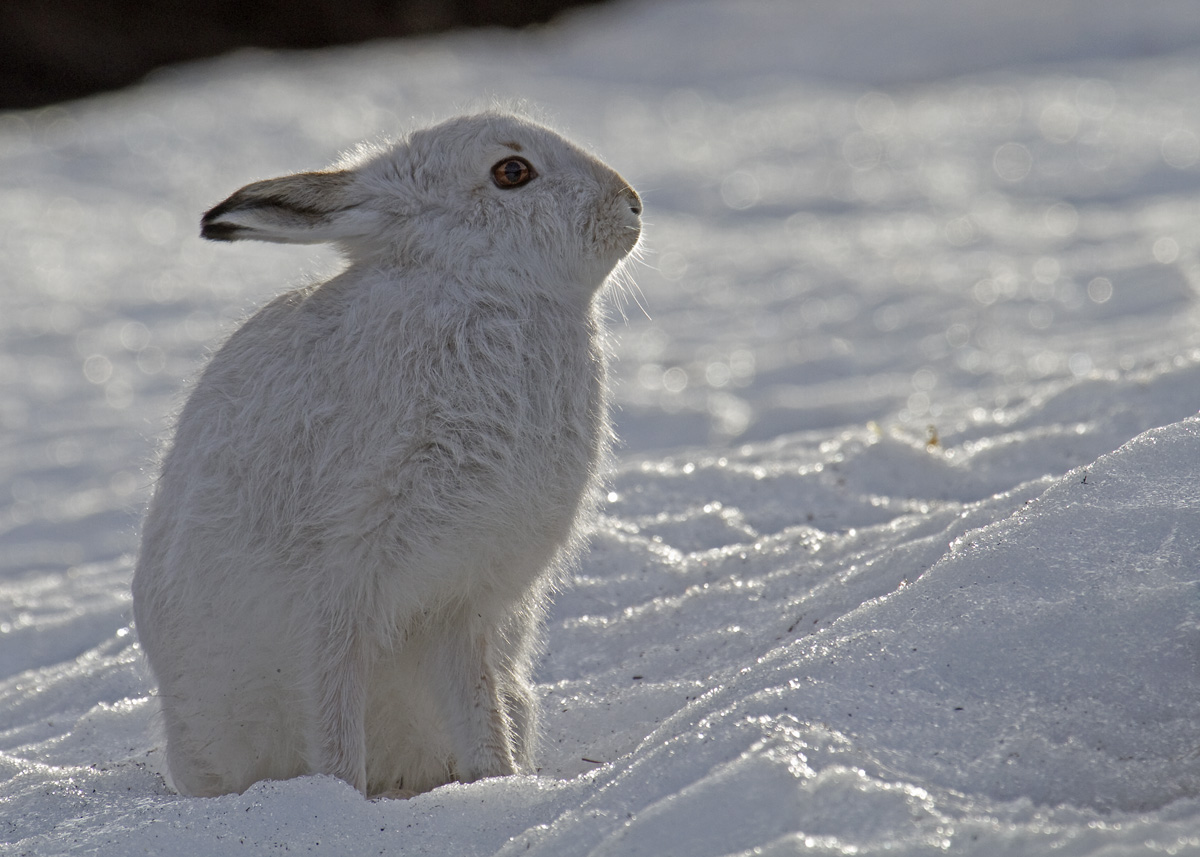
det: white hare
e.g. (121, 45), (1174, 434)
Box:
(132, 111), (641, 798)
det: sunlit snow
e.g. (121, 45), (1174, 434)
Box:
(4, 0), (1200, 854)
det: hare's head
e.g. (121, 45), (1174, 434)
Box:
(202, 112), (642, 296)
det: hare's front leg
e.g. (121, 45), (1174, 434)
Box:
(311, 607), (371, 793)
(494, 609), (542, 771)
(500, 677), (538, 771)
(428, 619), (519, 782)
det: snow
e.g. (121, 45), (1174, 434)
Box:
(4, 0), (1200, 853)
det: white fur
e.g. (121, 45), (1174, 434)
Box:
(132, 112), (641, 797)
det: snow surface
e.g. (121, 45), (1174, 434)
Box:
(4, 0), (1200, 853)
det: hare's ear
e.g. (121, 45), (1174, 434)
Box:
(201, 170), (371, 244)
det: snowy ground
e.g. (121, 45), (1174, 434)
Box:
(4, 0), (1200, 853)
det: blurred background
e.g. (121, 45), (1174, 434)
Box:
(0, 0), (605, 109)
(11, 0), (1200, 112)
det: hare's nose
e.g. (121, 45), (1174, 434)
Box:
(622, 186), (642, 216)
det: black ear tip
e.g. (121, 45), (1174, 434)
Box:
(199, 197), (240, 237)
(201, 218), (242, 242)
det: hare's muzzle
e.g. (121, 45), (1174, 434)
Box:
(623, 185), (643, 217)
(615, 185), (643, 254)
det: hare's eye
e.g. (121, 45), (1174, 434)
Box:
(492, 157), (536, 189)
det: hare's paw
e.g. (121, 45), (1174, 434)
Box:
(370, 787), (419, 801)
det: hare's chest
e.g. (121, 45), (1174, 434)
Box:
(445, 315), (604, 452)
(447, 326), (606, 512)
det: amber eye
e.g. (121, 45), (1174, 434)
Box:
(492, 157), (536, 189)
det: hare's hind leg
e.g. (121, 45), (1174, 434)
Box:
(157, 672), (306, 796)
(425, 614), (519, 783)
(144, 596), (307, 795)
(157, 685), (237, 796)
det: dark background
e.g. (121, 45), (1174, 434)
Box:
(0, 0), (605, 109)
